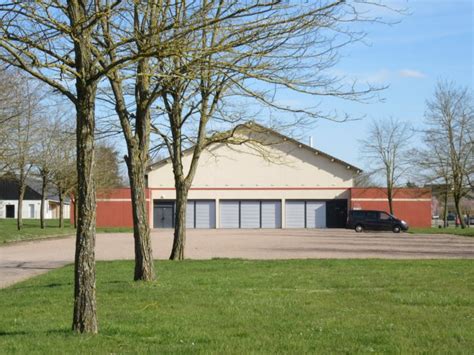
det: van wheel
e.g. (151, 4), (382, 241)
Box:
(355, 225), (363, 233)
(393, 225), (401, 233)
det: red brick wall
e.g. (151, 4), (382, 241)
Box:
(70, 188), (150, 228)
(350, 188), (432, 228)
(70, 187), (432, 229)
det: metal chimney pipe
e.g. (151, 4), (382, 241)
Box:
(309, 136), (313, 147)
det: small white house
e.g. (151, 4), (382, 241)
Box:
(0, 177), (70, 219)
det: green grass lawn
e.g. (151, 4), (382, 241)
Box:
(0, 219), (133, 244)
(0, 218), (75, 243)
(0, 259), (473, 353)
(409, 227), (474, 237)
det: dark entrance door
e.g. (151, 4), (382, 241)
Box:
(326, 199), (347, 228)
(154, 202), (174, 228)
(6, 205), (15, 218)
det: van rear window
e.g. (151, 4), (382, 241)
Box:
(366, 211), (378, 220)
(352, 211), (365, 218)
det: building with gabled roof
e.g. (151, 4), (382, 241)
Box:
(0, 175), (70, 220)
(146, 123), (360, 229)
(82, 123), (431, 229)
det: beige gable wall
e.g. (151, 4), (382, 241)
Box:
(148, 140), (355, 188)
(147, 135), (357, 228)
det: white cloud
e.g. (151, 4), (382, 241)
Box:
(398, 69), (426, 78)
(329, 68), (426, 86)
(363, 69), (392, 84)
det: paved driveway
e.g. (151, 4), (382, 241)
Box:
(1, 229), (474, 288)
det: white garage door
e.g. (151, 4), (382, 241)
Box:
(286, 200), (327, 228)
(186, 200), (216, 228)
(220, 201), (240, 228)
(286, 201), (306, 228)
(186, 201), (195, 228)
(219, 200), (282, 229)
(306, 201), (326, 228)
(261, 201), (281, 228)
(240, 201), (261, 228)
(195, 201), (216, 228)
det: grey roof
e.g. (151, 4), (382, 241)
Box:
(0, 175), (70, 203)
(0, 177), (42, 200)
(26, 178), (62, 202)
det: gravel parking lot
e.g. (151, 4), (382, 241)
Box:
(1, 228), (474, 288)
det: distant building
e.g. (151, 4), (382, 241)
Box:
(0, 176), (70, 219)
(426, 183), (474, 218)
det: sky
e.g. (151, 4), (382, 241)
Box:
(299, 0), (473, 169)
(99, 0), (472, 178)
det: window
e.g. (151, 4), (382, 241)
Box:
(352, 211), (365, 219)
(379, 212), (391, 220)
(366, 211), (378, 220)
(29, 204), (35, 218)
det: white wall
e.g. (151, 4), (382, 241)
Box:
(0, 200), (70, 219)
(147, 130), (357, 228)
(148, 140), (356, 189)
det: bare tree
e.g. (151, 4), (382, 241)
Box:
(94, 143), (124, 190)
(353, 172), (378, 187)
(415, 140), (452, 227)
(50, 130), (76, 229)
(0, 75), (43, 230)
(146, 0), (393, 260)
(422, 81), (473, 228)
(0, 69), (23, 170)
(34, 113), (66, 229)
(35, 106), (78, 229)
(50, 115), (81, 230)
(95, 1), (163, 281)
(360, 118), (413, 214)
(0, 0), (129, 333)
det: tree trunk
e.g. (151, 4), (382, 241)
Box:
(72, 83), (98, 334)
(170, 181), (188, 260)
(125, 151), (155, 281)
(17, 186), (24, 230)
(59, 187), (64, 228)
(453, 194), (465, 229)
(387, 186), (394, 215)
(385, 167), (394, 215)
(17, 172), (25, 231)
(73, 197), (78, 229)
(40, 172), (47, 229)
(107, 58), (155, 281)
(388, 194), (394, 215)
(443, 184), (449, 228)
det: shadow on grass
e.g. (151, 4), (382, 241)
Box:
(100, 280), (130, 285)
(0, 330), (30, 336)
(46, 329), (72, 336)
(0, 328), (72, 337)
(12, 282), (72, 290)
(44, 282), (70, 288)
